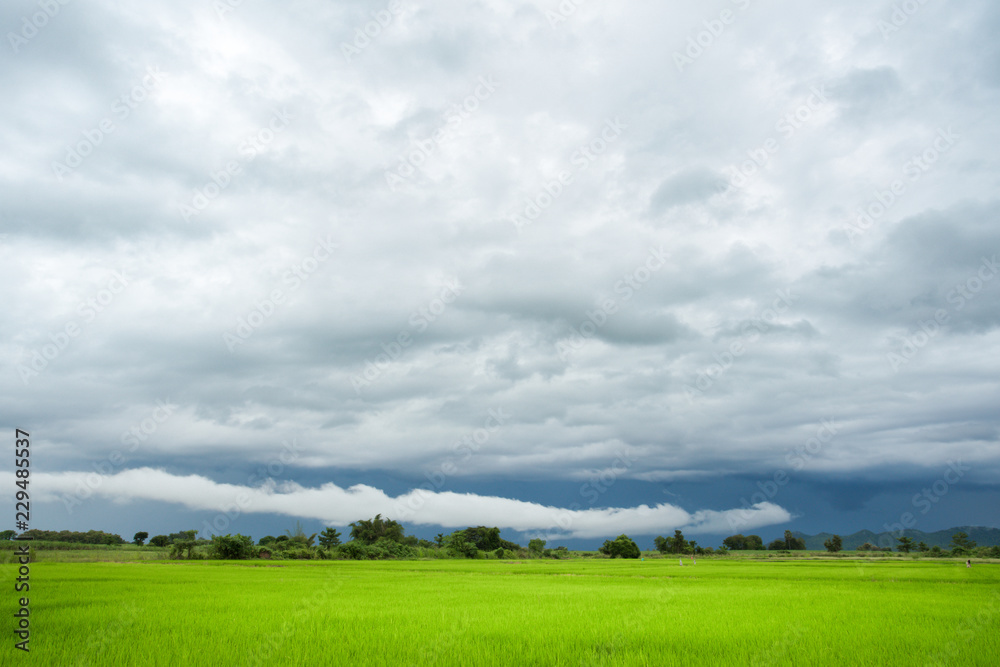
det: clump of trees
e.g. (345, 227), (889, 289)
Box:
(768, 530), (806, 551)
(723, 534), (764, 551)
(17, 529), (126, 545)
(600, 534), (640, 559)
(208, 534), (256, 559)
(19, 523), (1000, 562)
(654, 530), (689, 555)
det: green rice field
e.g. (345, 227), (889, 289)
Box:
(8, 558), (999, 665)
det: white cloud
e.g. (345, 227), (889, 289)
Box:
(24, 468), (790, 539)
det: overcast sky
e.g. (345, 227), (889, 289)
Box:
(3, 0), (999, 548)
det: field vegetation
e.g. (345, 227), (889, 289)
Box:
(5, 557), (996, 665)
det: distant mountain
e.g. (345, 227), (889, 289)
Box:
(791, 526), (1000, 551)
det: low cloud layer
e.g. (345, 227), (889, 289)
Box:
(21, 468), (791, 539)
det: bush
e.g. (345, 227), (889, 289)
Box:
(333, 539), (416, 560)
(599, 535), (641, 559)
(208, 534), (256, 560)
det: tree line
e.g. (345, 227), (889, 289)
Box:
(9, 525), (998, 561)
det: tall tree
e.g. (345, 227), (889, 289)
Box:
(823, 535), (843, 553)
(896, 536), (913, 553)
(285, 521), (317, 547)
(318, 527), (341, 549)
(667, 530), (689, 554)
(133, 531), (149, 546)
(949, 532), (976, 554)
(723, 534), (748, 550)
(783, 530), (806, 550)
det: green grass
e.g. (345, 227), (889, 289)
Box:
(0, 542), (170, 563)
(8, 558), (998, 665)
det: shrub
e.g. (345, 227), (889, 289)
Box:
(208, 534), (256, 560)
(599, 535), (641, 559)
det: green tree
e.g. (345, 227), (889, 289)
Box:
(666, 530), (689, 554)
(443, 531), (479, 558)
(170, 540), (198, 559)
(149, 535), (170, 547)
(722, 534), (747, 550)
(349, 514), (405, 545)
(318, 527), (341, 550)
(599, 534), (640, 559)
(949, 531), (976, 554)
(654, 530), (689, 554)
(168, 530), (198, 543)
(459, 527), (518, 552)
(823, 535), (843, 553)
(722, 534), (764, 550)
(528, 538), (546, 556)
(917, 541), (929, 552)
(133, 531), (149, 546)
(209, 534), (256, 560)
(285, 521), (317, 547)
(0, 530), (17, 540)
(768, 539), (788, 551)
(783, 530), (806, 550)
(896, 536), (914, 553)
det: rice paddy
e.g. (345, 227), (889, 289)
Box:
(12, 558), (999, 665)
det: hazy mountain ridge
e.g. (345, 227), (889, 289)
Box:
(791, 526), (1000, 550)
